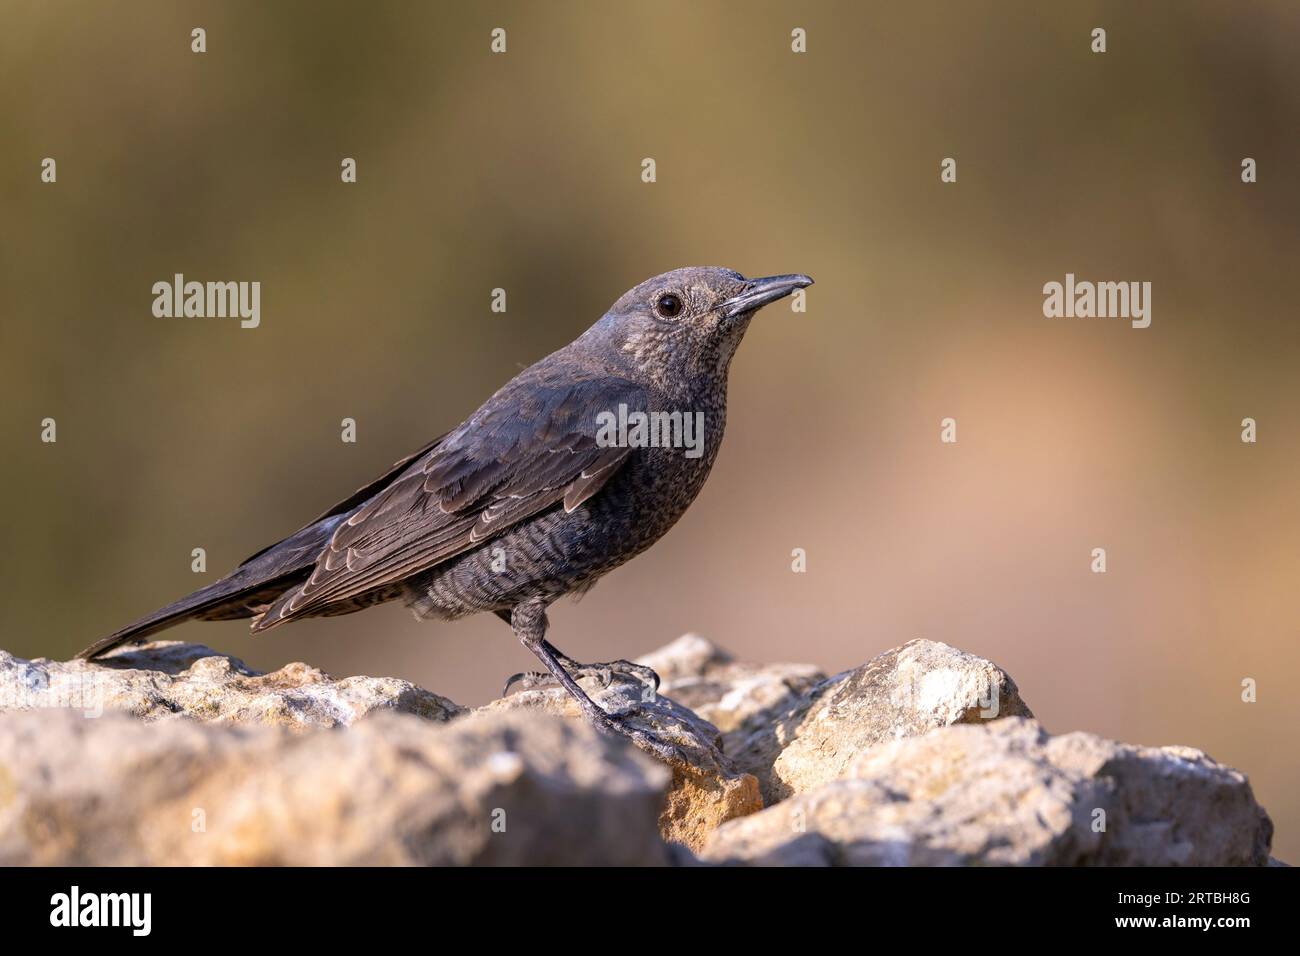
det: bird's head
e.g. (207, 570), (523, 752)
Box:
(584, 267), (813, 387)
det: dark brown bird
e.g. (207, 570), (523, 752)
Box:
(80, 267), (813, 761)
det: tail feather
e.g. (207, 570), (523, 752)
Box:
(78, 513), (347, 660)
(75, 570), (307, 660)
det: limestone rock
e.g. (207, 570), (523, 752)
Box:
(484, 667), (761, 851)
(636, 634), (825, 739)
(0, 635), (1275, 867)
(0, 641), (463, 729)
(702, 717), (1273, 866)
(0, 707), (673, 865)
(728, 639), (1033, 803)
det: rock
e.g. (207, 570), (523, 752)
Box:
(636, 634), (825, 738)
(728, 639), (1033, 803)
(0, 707), (674, 865)
(484, 666), (761, 852)
(0, 641), (463, 729)
(0, 635), (1276, 867)
(701, 717), (1273, 866)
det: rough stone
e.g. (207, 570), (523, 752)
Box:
(485, 666), (762, 851)
(0, 707), (673, 865)
(636, 634), (825, 739)
(728, 639), (1033, 803)
(0, 641), (463, 729)
(0, 635), (1276, 867)
(702, 717), (1274, 866)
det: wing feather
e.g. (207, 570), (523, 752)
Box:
(251, 371), (643, 629)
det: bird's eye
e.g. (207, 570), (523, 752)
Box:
(655, 293), (683, 318)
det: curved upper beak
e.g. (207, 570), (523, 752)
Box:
(718, 274), (814, 318)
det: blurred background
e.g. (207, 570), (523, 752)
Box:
(2, 1), (1297, 859)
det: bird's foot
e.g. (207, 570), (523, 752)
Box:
(502, 659), (660, 700)
(501, 661), (681, 766)
(586, 703), (689, 768)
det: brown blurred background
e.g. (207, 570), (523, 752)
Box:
(2, 1), (1297, 860)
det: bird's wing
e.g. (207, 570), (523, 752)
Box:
(238, 432), (450, 568)
(250, 372), (645, 629)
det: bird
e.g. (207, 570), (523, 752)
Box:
(79, 267), (813, 762)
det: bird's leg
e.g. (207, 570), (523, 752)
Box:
(498, 607), (553, 693)
(497, 610), (660, 699)
(509, 602), (682, 766)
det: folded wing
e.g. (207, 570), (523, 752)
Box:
(251, 370), (644, 629)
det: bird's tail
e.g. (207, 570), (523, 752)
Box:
(76, 513), (348, 660)
(78, 432), (450, 660)
(75, 569), (308, 660)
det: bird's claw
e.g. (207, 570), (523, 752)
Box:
(502, 670), (550, 696)
(571, 659), (659, 698)
(608, 659), (660, 695)
(502, 659), (661, 700)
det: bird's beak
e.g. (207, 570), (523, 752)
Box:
(718, 274), (814, 318)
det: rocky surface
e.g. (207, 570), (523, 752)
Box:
(701, 717), (1274, 866)
(0, 635), (1276, 866)
(486, 666), (761, 852)
(0, 707), (671, 865)
(636, 633), (825, 737)
(727, 639), (1033, 803)
(0, 642), (462, 728)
